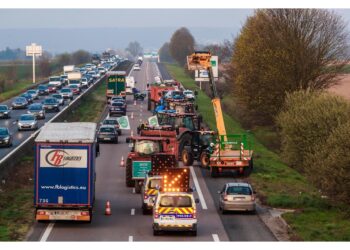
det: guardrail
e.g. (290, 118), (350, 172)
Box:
(0, 61), (133, 180)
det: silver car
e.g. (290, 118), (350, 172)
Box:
(218, 182), (256, 213)
(17, 114), (38, 131)
(27, 89), (39, 100)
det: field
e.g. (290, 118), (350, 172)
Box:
(165, 63), (350, 241)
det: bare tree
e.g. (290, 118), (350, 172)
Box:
(126, 41), (143, 57)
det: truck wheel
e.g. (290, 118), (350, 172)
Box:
(210, 167), (219, 178)
(182, 149), (194, 166)
(241, 158), (253, 177)
(178, 134), (192, 161)
(200, 152), (210, 168)
(126, 159), (135, 187)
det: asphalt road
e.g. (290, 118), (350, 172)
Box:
(27, 59), (275, 241)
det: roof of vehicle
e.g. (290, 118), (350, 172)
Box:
(99, 125), (116, 129)
(14, 97), (26, 101)
(129, 136), (171, 141)
(35, 122), (97, 143)
(226, 182), (252, 188)
(20, 114), (35, 118)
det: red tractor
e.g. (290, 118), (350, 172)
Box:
(147, 81), (178, 111)
(125, 136), (178, 193)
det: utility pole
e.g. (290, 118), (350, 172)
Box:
(26, 43), (42, 84)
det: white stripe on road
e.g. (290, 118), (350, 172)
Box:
(132, 188), (135, 194)
(190, 166), (208, 210)
(212, 234), (220, 242)
(131, 208), (135, 215)
(40, 222), (55, 242)
(128, 236), (133, 242)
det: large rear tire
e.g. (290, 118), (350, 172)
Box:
(241, 158), (253, 177)
(178, 134), (192, 161)
(182, 149), (194, 166)
(200, 152), (210, 168)
(126, 159), (135, 187)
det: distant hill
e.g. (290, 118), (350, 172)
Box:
(0, 27), (239, 54)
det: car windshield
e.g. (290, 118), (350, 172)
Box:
(184, 91), (192, 95)
(103, 119), (118, 125)
(20, 115), (34, 121)
(148, 179), (161, 189)
(226, 186), (252, 195)
(0, 129), (8, 136)
(200, 134), (214, 146)
(61, 75), (67, 79)
(100, 127), (115, 133)
(15, 98), (26, 102)
(39, 86), (47, 90)
(52, 95), (62, 99)
(69, 85), (78, 88)
(0, 106), (8, 111)
(48, 84), (55, 87)
(28, 90), (36, 94)
(44, 99), (57, 104)
(61, 89), (71, 93)
(29, 105), (42, 111)
(49, 77), (60, 81)
(70, 80), (80, 84)
(159, 196), (192, 208)
(112, 102), (124, 107)
(134, 140), (160, 155)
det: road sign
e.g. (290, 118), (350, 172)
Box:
(26, 43), (42, 84)
(116, 116), (130, 130)
(195, 56), (218, 82)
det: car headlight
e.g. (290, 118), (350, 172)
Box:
(4, 111), (8, 114)
(18, 122), (23, 126)
(3, 136), (9, 141)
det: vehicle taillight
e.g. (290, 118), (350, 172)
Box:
(37, 211), (46, 215)
(154, 209), (159, 218)
(251, 195), (255, 201)
(223, 195), (228, 201)
(81, 211), (89, 216)
(193, 209), (197, 219)
(144, 194), (148, 200)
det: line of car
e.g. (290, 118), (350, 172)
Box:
(0, 61), (115, 148)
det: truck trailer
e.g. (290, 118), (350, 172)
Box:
(34, 122), (99, 222)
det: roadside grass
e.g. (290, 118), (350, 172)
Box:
(64, 83), (106, 123)
(0, 156), (34, 241)
(165, 63), (350, 241)
(0, 80), (34, 102)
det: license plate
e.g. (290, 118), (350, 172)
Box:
(104, 138), (111, 140)
(160, 216), (175, 222)
(48, 107), (53, 109)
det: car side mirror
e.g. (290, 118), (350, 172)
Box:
(96, 143), (100, 157)
(16, 119), (18, 122)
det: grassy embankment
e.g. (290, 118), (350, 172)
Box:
(165, 63), (350, 241)
(0, 83), (107, 241)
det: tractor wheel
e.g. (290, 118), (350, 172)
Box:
(125, 159), (135, 187)
(178, 134), (192, 161)
(210, 167), (219, 178)
(200, 152), (210, 168)
(182, 149), (194, 166)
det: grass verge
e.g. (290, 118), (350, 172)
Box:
(165, 63), (350, 241)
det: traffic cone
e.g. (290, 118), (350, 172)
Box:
(105, 201), (112, 215)
(131, 130), (134, 137)
(131, 112), (134, 119)
(120, 156), (125, 167)
(134, 100), (137, 106)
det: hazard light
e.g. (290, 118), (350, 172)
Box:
(161, 168), (190, 192)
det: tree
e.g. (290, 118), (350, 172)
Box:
(231, 9), (350, 125)
(72, 50), (91, 65)
(158, 42), (174, 63)
(126, 41), (143, 57)
(204, 39), (233, 63)
(56, 53), (72, 67)
(38, 54), (51, 77)
(169, 27), (195, 65)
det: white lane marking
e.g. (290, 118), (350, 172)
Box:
(40, 222), (55, 242)
(132, 188), (135, 194)
(128, 236), (133, 242)
(131, 208), (135, 215)
(212, 234), (220, 242)
(189, 166), (208, 210)
(12, 121), (16, 125)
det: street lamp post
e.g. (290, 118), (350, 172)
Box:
(26, 43), (42, 84)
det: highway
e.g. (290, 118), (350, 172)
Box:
(27, 60), (276, 241)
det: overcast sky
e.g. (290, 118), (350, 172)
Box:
(0, 9), (254, 29)
(0, 9), (350, 53)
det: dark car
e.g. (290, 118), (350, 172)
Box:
(0, 127), (12, 147)
(109, 101), (127, 116)
(27, 103), (45, 119)
(12, 97), (28, 109)
(97, 125), (118, 143)
(20, 93), (33, 104)
(101, 117), (121, 135)
(42, 97), (60, 112)
(60, 75), (68, 85)
(69, 84), (81, 95)
(0, 105), (11, 119)
(38, 85), (49, 96)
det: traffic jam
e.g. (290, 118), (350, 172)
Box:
(32, 52), (257, 238)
